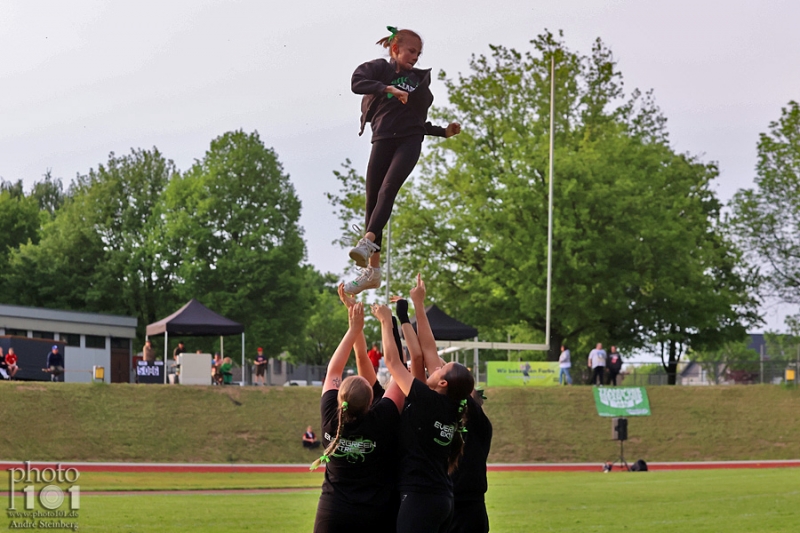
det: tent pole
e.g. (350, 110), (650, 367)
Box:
(220, 336), (224, 358)
(473, 336), (479, 385)
(241, 333), (245, 386)
(164, 331), (169, 384)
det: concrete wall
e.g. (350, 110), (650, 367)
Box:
(64, 347), (110, 384)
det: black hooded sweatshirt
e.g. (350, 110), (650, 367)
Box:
(352, 58), (447, 141)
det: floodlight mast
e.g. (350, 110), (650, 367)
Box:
(545, 56), (555, 354)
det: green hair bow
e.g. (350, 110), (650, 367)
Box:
(387, 26), (398, 42)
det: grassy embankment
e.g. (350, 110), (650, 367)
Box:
(0, 381), (798, 463)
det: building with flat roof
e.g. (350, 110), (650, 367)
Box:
(0, 304), (137, 383)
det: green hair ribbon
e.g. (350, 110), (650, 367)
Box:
(341, 401), (349, 411)
(386, 26), (398, 43)
(458, 399), (467, 413)
(309, 454), (331, 471)
(458, 427), (468, 433)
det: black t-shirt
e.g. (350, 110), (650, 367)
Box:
(0, 354), (6, 369)
(319, 389), (400, 509)
(451, 396), (493, 502)
(352, 59), (446, 142)
(608, 353), (623, 372)
(371, 380), (385, 405)
(398, 379), (460, 495)
(255, 354), (266, 365)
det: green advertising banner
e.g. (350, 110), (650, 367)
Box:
(486, 362), (560, 387)
(592, 387), (651, 417)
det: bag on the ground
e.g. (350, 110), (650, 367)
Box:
(630, 459), (648, 472)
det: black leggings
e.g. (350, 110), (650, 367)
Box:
(314, 498), (395, 533)
(365, 135), (423, 248)
(592, 367), (605, 385)
(447, 498), (489, 533)
(397, 491), (453, 533)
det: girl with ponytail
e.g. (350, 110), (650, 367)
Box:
(344, 26), (461, 295)
(373, 274), (475, 533)
(312, 293), (406, 533)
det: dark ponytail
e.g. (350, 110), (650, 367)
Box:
(442, 363), (475, 474)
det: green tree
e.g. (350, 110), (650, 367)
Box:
(2, 149), (178, 333)
(164, 130), (310, 359)
(0, 188), (46, 300)
(729, 101), (800, 327)
(380, 31), (759, 380)
(31, 170), (68, 218)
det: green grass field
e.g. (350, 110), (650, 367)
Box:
(6, 470), (798, 532)
(2, 382), (799, 464)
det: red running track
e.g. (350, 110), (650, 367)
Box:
(2, 460), (799, 474)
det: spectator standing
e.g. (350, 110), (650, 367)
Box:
(587, 343), (606, 386)
(302, 425), (321, 449)
(142, 340), (155, 362)
(558, 345), (572, 385)
(5, 348), (19, 379)
(254, 347), (267, 386)
(211, 353), (223, 385)
(220, 357), (233, 385)
(173, 341), (185, 360)
(367, 343), (383, 373)
(45, 345), (65, 382)
(607, 346), (623, 386)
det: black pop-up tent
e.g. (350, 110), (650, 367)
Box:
(410, 304), (478, 341)
(146, 299), (245, 383)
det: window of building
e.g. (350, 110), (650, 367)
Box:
(59, 334), (81, 347)
(4, 329), (28, 337)
(110, 337), (129, 349)
(85, 335), (106, 349)
(32, 331), (55, 339)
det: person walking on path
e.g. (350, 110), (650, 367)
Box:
(587, 343), (606, 386)
(345, 26), (461, 295)
(558, 345), (572, 385)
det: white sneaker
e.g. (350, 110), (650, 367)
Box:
(349, 238), (380, 268)
(344, 267), (382, 295)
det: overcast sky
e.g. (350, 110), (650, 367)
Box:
(2, 0), (798, 331)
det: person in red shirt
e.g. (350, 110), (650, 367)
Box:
(5, 348), (19, 379)
(367, 343), (383, 373)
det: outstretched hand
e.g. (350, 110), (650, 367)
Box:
(338, 283), (357, 309)
(349, 302), (364, 331)
(409, 273), (426, 305)
(371, 303), (393, 324)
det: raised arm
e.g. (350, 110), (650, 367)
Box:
(393, 298), (426, 382)
(322, 302), (363, 394)
(372, 304), (413, 396)
(338, 284), (377, 386)
(410, 274), (446, 374)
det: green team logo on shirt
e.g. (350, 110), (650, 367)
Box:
(386, 75), (419, 99)
(433, 421), (455, 447)
(324, 433), (377, 463)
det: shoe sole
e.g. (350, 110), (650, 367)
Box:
(343, 281), (382, 295)
(349, 249), (370, 268)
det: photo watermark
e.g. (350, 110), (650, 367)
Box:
(6, 462), (79, 531)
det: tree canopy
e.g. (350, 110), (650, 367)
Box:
(729, 101), (800, 329)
